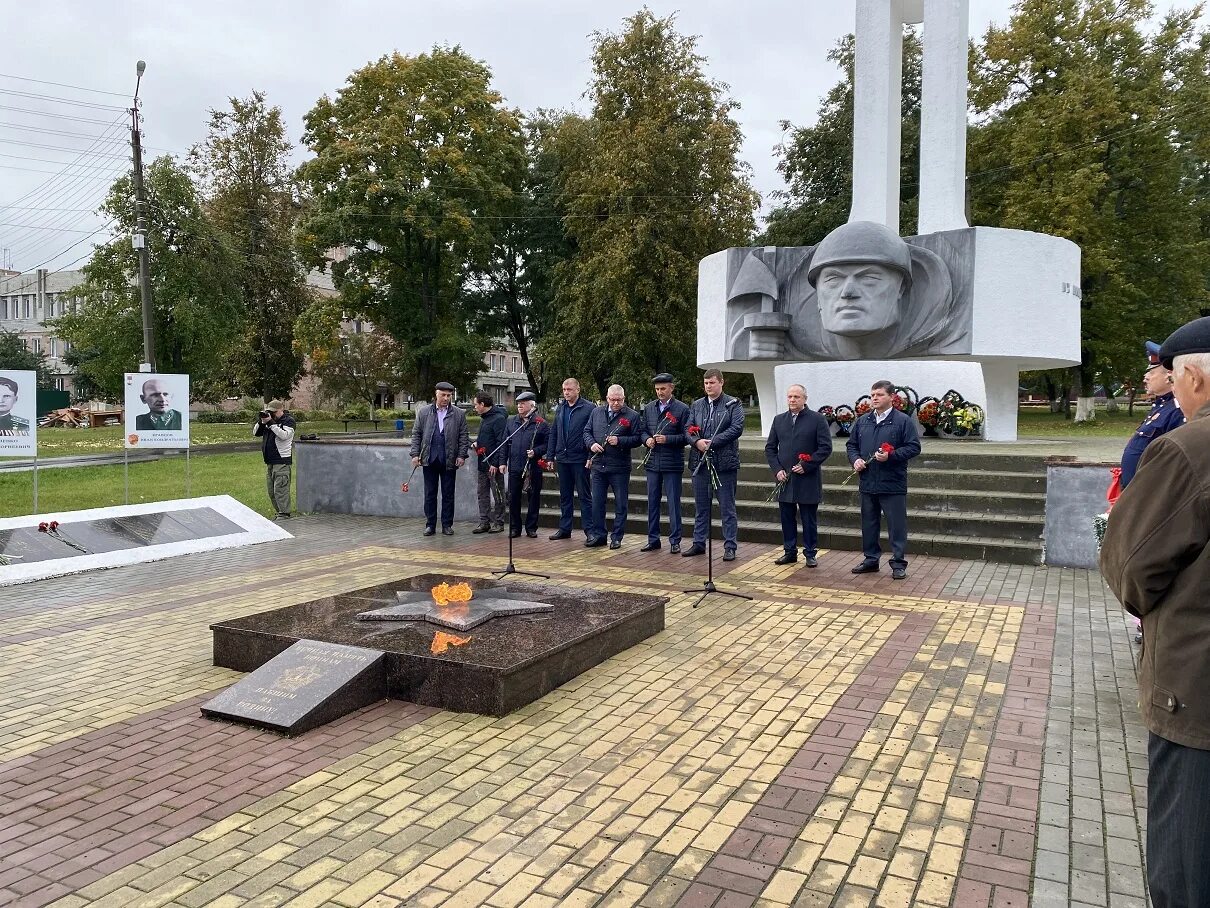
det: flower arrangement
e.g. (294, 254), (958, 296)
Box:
(817, 405), (835, 425)
(854, 395), (873, 418)
(767, 453), (812, 501)
(892, 386), (918, 415)
(587, 416), (631, 468)
(916, 397), (941, 429)
(640, 411), (679, 468)
(832, 405), (856, 436)
(38, 521), (88, 554)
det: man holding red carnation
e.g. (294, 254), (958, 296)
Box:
(583, 384), (641, 548)
(764, 384), (832, 567)
(504, 392), (548, 538)
(846, 380), (921, 579)
(639, 372), (691, 553)
(471, 392), (508, 534)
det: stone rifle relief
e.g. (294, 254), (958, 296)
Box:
(724, 221), (975, 363)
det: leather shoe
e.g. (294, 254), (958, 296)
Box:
(805, 556), (818, 568)
(423, 527), (436, 537)
(891, 567), (906, 580)
(584, 537), (606, 548)
(509, 530), (521, 538)
(640, 541), (661, 552)
(608, 539), (621, 550)
(442, 527), (454, 536)
(851, 562), (879, 574)
(549, 529), (571, 540)
(489, 523), (504, 533)
(472, 523), (491, 534)
(723, 548), (737, 562)
(670, 543), (681, 554)
(526, 530), (537, 538)
(774, 552), (797, 566)
(681, 544), (705, 557)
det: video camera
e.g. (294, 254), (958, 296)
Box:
(259, 409), (273, 420)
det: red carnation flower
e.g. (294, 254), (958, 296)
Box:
(687, 426), (701, 436)
(798, 453), (811, 462)
(879, 443), (894, 454)
(38, 522), (48, 532)
(619, 418), (630, 427)
(534, 417), (545, 424)
(666, 415), (678, 425)
(538, 459), (550, 470)
(476, 446), (486, 456)
(50, 521), (59, 530)
(401, 482), (410, 493)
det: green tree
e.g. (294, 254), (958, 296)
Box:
(308, 330), (405, 416)
(542, 11), (760, 397)
(52, 158), (242, 399)
(191, 91), (310, 401)
(0, 328), (50, 386)
(969, 0), (1210, 419)
(762, 31), (924, 246)
(297, 47), (525, 394)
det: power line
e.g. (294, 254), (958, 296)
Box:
(0, 104), (119, 126)
(0, 72), (128, 99)
(0, 88), (125, 112)
(0, 121), (129, 143)
(0, 151), (128, 172)
(0, 220), (116, 295)
(0, 137), (128, 158)
(0, 164), (121, 179)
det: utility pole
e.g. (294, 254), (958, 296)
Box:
(130, 60), (155, 373)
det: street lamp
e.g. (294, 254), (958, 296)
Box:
(130, 60), (155, 373)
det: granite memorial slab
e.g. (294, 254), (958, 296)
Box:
(211, 573), (666, 719)
(355, 586), (554, 631)
(0, 528), (77, 565)
(201, 639), (386, 736)
(164, 508), (245, 539)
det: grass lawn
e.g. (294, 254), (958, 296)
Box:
(1016, 406), (1141, 438)
(0, 452), (281, 519)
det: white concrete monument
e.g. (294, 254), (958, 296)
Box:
(697, 0), (1080, 440)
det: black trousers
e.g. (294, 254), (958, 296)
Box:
(779, 502), (818, 557)
(1148, 732), (1210, 907)
(422, 464), (456, 530)
(508, 469), (543, 534)
(556, 460), (593, 535)
(859, 491), (907, 568)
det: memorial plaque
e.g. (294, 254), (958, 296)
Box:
(166, 508), (244, 539)
(108, 513), (197, 546)
(201, 639), (387, 735)
(0, 528), (78, 565)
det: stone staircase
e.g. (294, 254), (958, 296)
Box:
(536, 443), (1047, 565)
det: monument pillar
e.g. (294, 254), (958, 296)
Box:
(850, 0), (906, 232)
(918, 0), (971, 234)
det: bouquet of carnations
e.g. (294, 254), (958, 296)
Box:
(842, 443), (893, 485)
(768, 453), (811, 501)
(587, 417), (631, 468)
(639, 412), (679, 468)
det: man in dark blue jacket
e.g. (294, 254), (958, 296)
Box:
(472, 392), (507, 534)
(1120, 341), (1185, 490)
(547, 378), (595, 541)
(845, 380), (922, 579)
(639, 373), (690, 553)
(683, 369), (745, 560)
(504, 392), (549, 538)
(583, 384), (641, 548)
(765, 384), (833, 567)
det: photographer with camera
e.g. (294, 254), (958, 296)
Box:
(254, 400), (297, 520)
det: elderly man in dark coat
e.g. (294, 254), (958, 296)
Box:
(764, 383), (833, 567)
(583, 384), (641, 549)
(639, 372), (690, 553)
(409, 381), (470, 536)
(1101, 316), (1210, 908)
(503, 392), (549, 538)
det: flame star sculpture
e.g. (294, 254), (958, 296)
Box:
(355, 585), (553, 632)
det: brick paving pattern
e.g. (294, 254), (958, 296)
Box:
(0, 514), (1147, 907)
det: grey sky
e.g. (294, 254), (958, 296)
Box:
(0, 0), (1200, 272)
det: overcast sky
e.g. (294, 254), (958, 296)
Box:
(0, 0), (1200, 273)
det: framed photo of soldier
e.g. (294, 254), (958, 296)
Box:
(0, 370), (37, 456)
(124, 373), (190, 449)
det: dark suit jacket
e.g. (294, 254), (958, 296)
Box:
(409, 403), (471, 469)
(504, 414), (549, 473)
(764, 408), (833, 504)
(639, 399), (690, 473)
(583, 405), (641, 473)
(686, 394), (745, 473)
(549, 397), (594, 461)
(845, 408), (921, 495)
(135, 410), (182, 431)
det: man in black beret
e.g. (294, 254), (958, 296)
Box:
(1101, 315), (1210, 905)
(409, 381), (470, 536)
(639, 373), (690, 553)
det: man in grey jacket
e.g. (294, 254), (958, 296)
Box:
(409, 381), (470, 536)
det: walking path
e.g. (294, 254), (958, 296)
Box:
(0, 515), (1146, 907)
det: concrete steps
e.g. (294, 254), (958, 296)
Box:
(536, 446), (1048, 565)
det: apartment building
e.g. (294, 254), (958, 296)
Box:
(0, 268), (84, 393)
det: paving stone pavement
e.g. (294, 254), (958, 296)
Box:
(0, 514), (1149, 907)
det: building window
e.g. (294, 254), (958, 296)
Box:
(49, 338), (57, 356)
(31, 337), (41, 353)
(0, 297), (7, 319)
(23, 295), (32, 319)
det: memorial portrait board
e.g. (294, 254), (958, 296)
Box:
(124, 372), (190, 449)
(0, 370), (37, 457)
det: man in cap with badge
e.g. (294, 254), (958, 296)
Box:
(410, 381), (470, 536)
(1118, 340), (1184, 491)
(504, 391), (548, 538)
(639, 373), (690, 553)
(1100, 315), (1210, 906)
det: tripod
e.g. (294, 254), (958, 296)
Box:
(684, 455), (751, 609)
(488, 431), (549, 581)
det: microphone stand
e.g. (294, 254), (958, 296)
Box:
(684, 401), (751, 609)
(488, 415), (549, 581)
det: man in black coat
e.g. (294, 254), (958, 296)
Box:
(845, 380), (922, 579)
(683, 369), (745, 560)
(504, 392), (549, 538)
(639, 373), (691, 553)
(583, 384), (641, 548)
(472, 392), (507, 534)
(547, 378), (595, 541)
(764, 384), (833, 567)
(409, 381), (471, 536)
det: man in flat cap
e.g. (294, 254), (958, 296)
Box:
(1118, 340), (1184, 491)
(1101, 315), (1210, 906)
(504, 392), (548, 538)
(410, 381), (470, 536)
(639, 373), (690, 553)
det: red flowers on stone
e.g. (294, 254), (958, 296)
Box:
(36, 521), (59, 533)
(37, 522), (48, 533)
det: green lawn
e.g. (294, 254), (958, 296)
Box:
(1016, 406), (1140, 438)
(0, 452), (280, 519)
